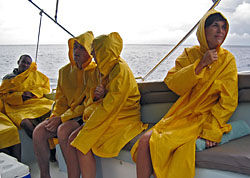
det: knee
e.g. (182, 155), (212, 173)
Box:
(20, 119), (29, 128)
(58, 121), (79, 143)
(33, 122), (47, 141)
(57, 124), (68, 142)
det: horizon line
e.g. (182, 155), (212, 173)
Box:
(0, 44), (250, 47)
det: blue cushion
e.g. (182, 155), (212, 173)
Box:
(196, 120), (250, 151)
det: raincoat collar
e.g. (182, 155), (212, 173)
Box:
(11, 62), (37, 82)
(196, 9), (229, 54)
(68, 31), (94, 70)
(0, 62), (37, 93)
(92, 32), (123, 77)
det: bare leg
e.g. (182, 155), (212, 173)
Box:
(77, 149), (96, 178)
(136, 130), (153, 178)
(33, 120), (57, 178)
(57, 120), (81, 178)
(20, 119), (35, 138)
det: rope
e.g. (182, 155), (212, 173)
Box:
(136, 0), (221, 81)
(35, 10), (43, 63)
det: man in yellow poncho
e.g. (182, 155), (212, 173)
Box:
(131, 10), (238, 178)
(0, 54), (53, 138)
(65, 32), (148, 178)
(0, 99), (21, 161)
(33, 31), (96, 178)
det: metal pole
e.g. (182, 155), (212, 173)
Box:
(55, 0), (59, 21)
(35, 11), (43, 63)
(28, 0), (75, 38)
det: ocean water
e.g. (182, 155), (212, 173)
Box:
(0, 44), (249, 89)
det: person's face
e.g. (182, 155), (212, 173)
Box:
(73, 41), (90, 69)
(18, 56), (32, 73)
(205, 20), (227, 49)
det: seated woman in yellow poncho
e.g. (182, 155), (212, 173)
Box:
(66, 32), (148, 178)
(0, 55), (53, 139)
(0, 99), (21, 161)
(131, 10), (238, 178)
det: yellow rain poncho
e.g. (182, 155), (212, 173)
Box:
(51, 31), (96, 122)
(0, 100), (20, 149)
(0, 63), (54, 127)
(131, 10), (238, 178)
(71, 32), (148, 157)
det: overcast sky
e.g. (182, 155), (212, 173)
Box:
(0, 0), (249, 45)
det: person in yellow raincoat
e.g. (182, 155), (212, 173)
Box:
(0, 54), (53, 137)
(0, 99), (21, 161)
(65, 32), (147, 178)
(131, 10), (238, 178)
(33, 31), (96, 178)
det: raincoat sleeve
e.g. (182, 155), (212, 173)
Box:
(200, 56), (238, 142)
(29, 74), (51, 98)
(60, 104), (84, 122)
(164, 48), (206, 96)
(0, 79), (24, 105)
(51, 76), (69, 117)
(1, 91), (24, 105)
(71, 64), (132, 154)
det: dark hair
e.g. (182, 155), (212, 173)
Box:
(205, 13), (227, 28)
(18, 54), (32, 64)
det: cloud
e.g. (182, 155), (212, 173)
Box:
(0, 0), (249, 45)
(215, 0), (250, 45)
(229, 2), (250, 35)
(225, 33), (250, 46)
(218, 0), (250, 12)
(218, 0), (250, 36)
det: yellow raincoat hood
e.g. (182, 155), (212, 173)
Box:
(68, 31), (94, 69)
(92, 32), (123, 77)
(196, 9), (229, 54)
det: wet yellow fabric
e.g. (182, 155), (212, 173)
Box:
(0, 63), (54, 128)
(71, 32), (148, 157)
(131, 10), (238, 178)
(51, 31), (96, 123)
(0, 99), (20, 149)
